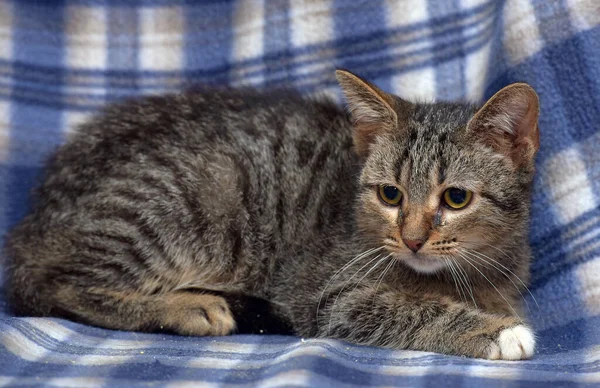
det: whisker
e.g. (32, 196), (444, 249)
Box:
(371, 255), (397, 309)
(451, 260), (466, 304)
(349, 254), (393, 296)
(444, 257), (466, 304)
(327, 252), (386, 335)
(456, 251), (521, 319)
(316, 246), (384, 327)
(461, 240), (515, 263)
(448, 256), (478, 308)
(460, 242), (540, 310)
(456, 258), (479, 309)
(460, 248), (532, 313)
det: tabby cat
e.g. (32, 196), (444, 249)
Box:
(4, 70), (540, 360)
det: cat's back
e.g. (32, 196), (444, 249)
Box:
(34, 87), (356, 214)
(8, 87), (358, 276)
(72, 88), (351, 152)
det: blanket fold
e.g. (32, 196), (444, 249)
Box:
(1, 0), (599, 386)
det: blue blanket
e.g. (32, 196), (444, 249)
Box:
(1, 0), (599, 386)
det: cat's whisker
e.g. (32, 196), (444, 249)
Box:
(460, 241), (540, 310)
(443, 257), (466, 304)
(326, 252), (387, 335)
(450, 258), (470, 306)
(323, 246), (384, 289)
(459, 248), (532, 313)
(455, 258), (478, 309)
(455, 251), (521, 319)
(447, 256), (478, 308)
(371, 255), (397, 310)
(460, 243), (539, 309)
(350, 254), (393, 296)
(461, 240), (515, 261)
(444, 257), (464, 302)
(316, 246), (384, 327)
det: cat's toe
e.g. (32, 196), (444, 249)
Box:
(203, 300), (236, 336)
(182, 301), (235, 336)
(488, 324), (535, 360)
(163, 293), (236, 336)
(486, 342), (501, 360)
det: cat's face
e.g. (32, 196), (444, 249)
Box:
(337, 70), (539, 274)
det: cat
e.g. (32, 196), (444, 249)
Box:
(3, 70), (540, 360)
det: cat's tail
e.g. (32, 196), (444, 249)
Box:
(3, 216), (58, 317)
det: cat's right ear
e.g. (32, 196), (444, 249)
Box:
(336, 70), (406, 157)
(467, 83), (540, 169)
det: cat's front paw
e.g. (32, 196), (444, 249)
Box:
(486, 324), (535, 360)
(162, 293), (236, 336)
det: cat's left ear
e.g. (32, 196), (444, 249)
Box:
(336, 69), (410, 157)
(467, 83), (540, 168)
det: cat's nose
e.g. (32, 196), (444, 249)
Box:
(402, 238), (425, 253)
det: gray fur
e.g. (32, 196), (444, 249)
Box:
(4, 73), (540, 359)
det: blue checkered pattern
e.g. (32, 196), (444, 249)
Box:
(1, 0), (599, 386)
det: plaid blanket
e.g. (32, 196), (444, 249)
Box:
(1, 0), (599, 386)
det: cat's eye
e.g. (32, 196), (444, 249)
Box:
(443, 188), (472, 209)
(378, 185), (403, 206)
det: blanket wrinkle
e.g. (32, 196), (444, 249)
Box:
(0, 0), (599, 386)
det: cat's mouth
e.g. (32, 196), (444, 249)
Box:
(384, 237), (450, 274)
(393, 253), (447, 274)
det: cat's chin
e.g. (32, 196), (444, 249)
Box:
(395, 253), (447, 274)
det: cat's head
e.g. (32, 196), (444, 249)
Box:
(337, 70), (540, 274)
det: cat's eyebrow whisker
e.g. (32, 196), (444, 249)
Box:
(316, 246), (384, 327)
(448, 256), (478, 309)
(456, 251), (521, 320)
(326, 252), (387, 335)
(460, 241), (540, 310)
(459, 248), (533, 313)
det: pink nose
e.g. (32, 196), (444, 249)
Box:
(402, 239), (425, 253)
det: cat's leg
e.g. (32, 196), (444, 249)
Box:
(317, 284), (534, 360)
(51, 286), (236, 336)
(7, 234), (237, 336)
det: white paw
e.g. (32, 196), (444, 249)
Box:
(487, 325), (535, 360)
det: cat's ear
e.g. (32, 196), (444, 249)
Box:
(467, 83), (540, 167)
(336, 69), (406, 157)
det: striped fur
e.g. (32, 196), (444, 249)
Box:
(5, 73), (539, 360)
